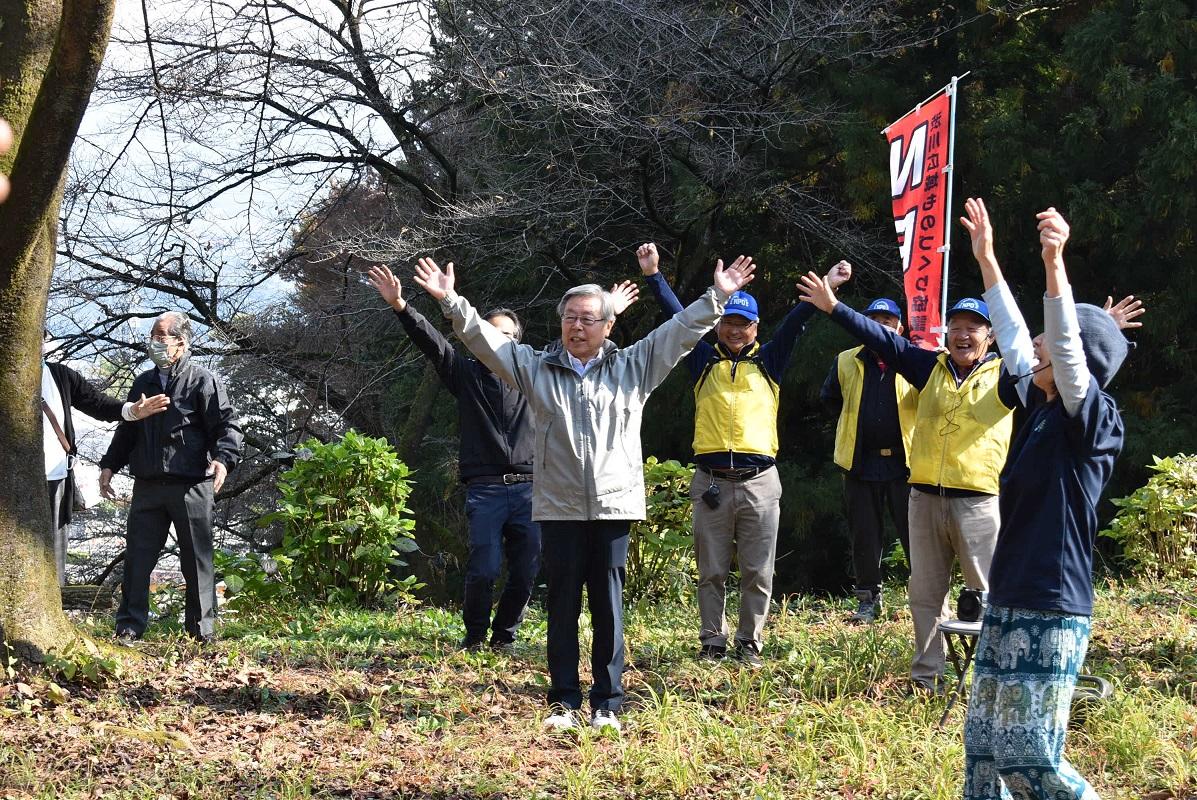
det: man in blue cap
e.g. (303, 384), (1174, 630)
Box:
(638, 243), (850, 666)
(821, 298), (919, 624)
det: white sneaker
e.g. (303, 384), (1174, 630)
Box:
(590, 709), (621, 733)
(543, 707), (580, 731)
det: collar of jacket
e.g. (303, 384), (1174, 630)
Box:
(714, 340), (761, 362)
(545, 338), (618, 370)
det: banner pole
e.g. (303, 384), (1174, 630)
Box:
(939, 74), (962, 349)
(881, 70), (970, 135)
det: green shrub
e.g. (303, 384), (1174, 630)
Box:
(626, 457), (695, 603)
(258, 430), (423, 606)
(1101, 454), (1197, 581)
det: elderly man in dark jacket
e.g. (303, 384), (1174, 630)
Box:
(100, 312), (243, 643)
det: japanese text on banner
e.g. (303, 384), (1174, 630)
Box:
(886, 91), (952, 350)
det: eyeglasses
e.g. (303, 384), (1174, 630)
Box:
(561, 315), (606, 328)
(148, 334), (181, 343)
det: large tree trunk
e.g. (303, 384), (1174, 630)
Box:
(0, 0), (116, 663)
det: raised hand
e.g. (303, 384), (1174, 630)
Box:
(826, 260), (853, 290)
(412, 257), (455, 301)
(959, 197), (996, 265)
(1104, 295), (1146, 330)
(796, 270), (838, 314)
(131, 393), (170, 420)
(713, 255), (756, 296)
(206, 460), (228, 493)
(1037, 207), (1070, 264)
(609, 280), (640, 315)
(636, 243), (659, 276)
(367, 264), (405, 311)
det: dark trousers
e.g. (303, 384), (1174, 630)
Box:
(47, 478), (68, 587)
(844, 472), (910, 591)
(115, 479), (216, 639)
(462, 482), (541, 644)
(539, 519), (630, 712)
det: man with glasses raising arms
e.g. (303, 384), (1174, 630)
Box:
(411, 251), (755, 734)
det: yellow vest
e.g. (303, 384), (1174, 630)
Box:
(907, 354), (1013, 494)
(692, 342), (780, 457)
(833, 346), (919, 471)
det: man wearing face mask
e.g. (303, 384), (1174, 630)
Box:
(99, 312), (243, 643)
(41, 332), (170, 585)
(638, 244), (851, 667)
(820, 299), (919, 624)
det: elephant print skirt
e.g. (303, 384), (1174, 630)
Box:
(962, 605), (1099, 800)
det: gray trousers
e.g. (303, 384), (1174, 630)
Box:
(47, 478), (68, 587)
(907, 489), (999, 686)
(115, 479), (216, 639)
(691, 466), (782, 650)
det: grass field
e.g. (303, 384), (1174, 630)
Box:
(2, 581), (1194, 799)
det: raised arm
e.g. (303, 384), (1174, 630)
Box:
(760, 260), (851, 379)
(961, 198), (1035, 403)
(415, 257), (540, 395)
(638, 242), (686, 317)
(369, 263), (464, 394)
(1038, 208), (1090, 415)
(797, 271), (939, 389)
(621, 255), (754, 397)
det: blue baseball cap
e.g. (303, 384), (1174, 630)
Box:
(946, 297), (991, 325)
(863, 298), (902, 319)
(723, 291), (759, 322)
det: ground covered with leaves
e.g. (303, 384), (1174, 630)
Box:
(2, 582), (1195, 799)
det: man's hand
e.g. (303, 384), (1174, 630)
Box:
(797, 270), (838, 313)
(0, 119), (11, 204)
(207, 460), (228, 493)
(99, 468), (117, 500)
(636, 243), (660, 276)
(959, 197), (996, 265)
(412, 257), (455, 301)
(825, 260), (852, 290)
(131, 393), (170, 420)
(1104, 294), (1146, 330)
(367, 264), (405, 311)
(713, 255), (756, 295)
(1037, 207), (1070, 265)
(609, 280), (639, 315)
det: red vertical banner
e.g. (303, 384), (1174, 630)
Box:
(885, 91), (952, 349)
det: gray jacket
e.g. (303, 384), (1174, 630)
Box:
(441, 286), (729, 521)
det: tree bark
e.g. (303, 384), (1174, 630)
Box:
(0, 0), (116, 663)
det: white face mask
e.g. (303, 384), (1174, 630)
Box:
(148, 340), (175, 369)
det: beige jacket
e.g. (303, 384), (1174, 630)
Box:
(441, 286), (728, 521)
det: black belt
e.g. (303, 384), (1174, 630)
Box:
(697, 464), (771, 482)
(467, 473), (533, 485)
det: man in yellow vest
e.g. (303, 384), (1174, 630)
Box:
(639, 243), (850, 667)
(799, 255), (1020, 691)
(820, 298), (919, 624)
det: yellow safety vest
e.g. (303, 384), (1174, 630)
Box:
(833, 346), (919, 471)
(692, 342), (780, 457)
(907, 354), (1013, 494)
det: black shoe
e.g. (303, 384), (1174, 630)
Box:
(459, 637), (486, 652)
(489, 640), (514, 654)
(849, 588), (882, 625)
(115, 628), (142, 646)
(698, 644), (727, 661)
(733, 640), (763, 669)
